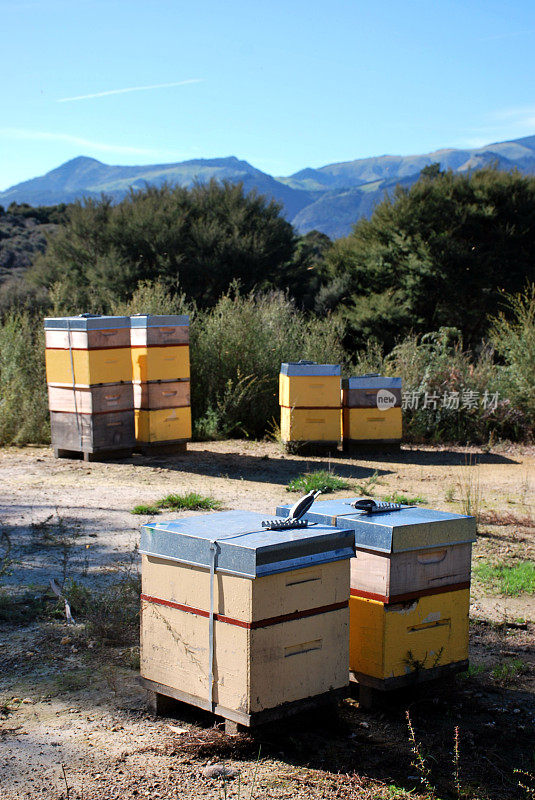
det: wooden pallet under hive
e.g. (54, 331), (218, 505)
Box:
(139, 511), (354, 727)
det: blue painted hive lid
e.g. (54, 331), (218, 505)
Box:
(342, 375), (402, 389)
(130, 314), (189, 328)
(44, 315), (130, 331)
(140, 510), (354, 578)
(275, 499), (476, 553)
(280, 362), (341, 377)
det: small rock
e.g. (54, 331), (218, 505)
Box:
(167, 724), (188, 734)
(21, 698), (32, 704)
(202, 764), (238, 779)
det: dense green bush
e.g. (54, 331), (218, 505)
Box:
(190, 286), (346, 438)
(349, 292), (534, 444)
(30, 182), (303, 309)
(0, 310), (49, 445)
(324, 167), (535, 350)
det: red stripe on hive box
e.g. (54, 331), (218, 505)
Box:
(279, 405), (342, 411)
(350, 581), (471, 604)
(130, 343), (190, 349)
(140, 593), (348, 629)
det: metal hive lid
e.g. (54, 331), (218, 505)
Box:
(280, 362), (341, 377)
(275, 499), (476, 553)
(139, 510), (354, 578)
(130, 314), (189, 328)
(44, 315), (131, 331)
(342, 376), (402, 389)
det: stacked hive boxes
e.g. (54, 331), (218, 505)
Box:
(130, 315), (192, 452)
(275, 498), (476, 690)
(279, 362), (342, 452)
(139, 510), (354, 729)
(342, 375), (402, 450)
(45, 315), (135, 460)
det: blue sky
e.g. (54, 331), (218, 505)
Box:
(1, 0), (535, 190)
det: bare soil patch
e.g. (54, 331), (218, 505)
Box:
(0, 441), (533, 799)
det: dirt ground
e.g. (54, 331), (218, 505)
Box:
(0, 441), (534, 800)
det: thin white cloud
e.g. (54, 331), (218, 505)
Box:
(0, 128), (160, 156)
(57, 79), (204, 103)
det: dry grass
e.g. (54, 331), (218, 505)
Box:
(478, 510), (534, 528)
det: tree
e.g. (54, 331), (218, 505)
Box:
(324, 166), (535, 349)
(31, 181), (299, 308)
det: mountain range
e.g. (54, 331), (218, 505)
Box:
(2, 134), (535, 239)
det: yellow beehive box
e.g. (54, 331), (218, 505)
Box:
(135, 407), (192, 443)
(280, 406), (342, 443)
(349, 588), (470, 685)
(45, 347), (132, 386)
(279, 362), (341, 408)
(131, 345), (190, 383)
(343, 407), (402, 442)
(139, 511), (354, 725)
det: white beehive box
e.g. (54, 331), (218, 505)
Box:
(140, 510), (354, 727)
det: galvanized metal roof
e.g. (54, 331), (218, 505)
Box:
(44, 315), (130, 330)
(130, 314), (190, 328)
(275, 499), (476, 553)
(280, 362), (341, 377)
(140, 510), (354, 578)
(342, 376), (402, 389)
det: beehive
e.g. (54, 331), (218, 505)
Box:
(279, 362), (341, 450)
(130, 315), (191, 449)
(342, 376), (402, 448)
(140, 511), (354, 726)
(275, 499), (475, 687)
(44, 316), (134, 458)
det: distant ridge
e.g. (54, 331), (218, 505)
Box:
(2, 135), (535, 238)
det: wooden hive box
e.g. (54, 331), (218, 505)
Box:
(130, 314), (190, 347)
(133, 380), (190, 410)
(279, 362), (341, 408)
(50, 410), (135, 454)
(279, 362), (341, 448)
(48, 383), (134, 414)
(342, 376), (402, 447)
(275, 499), (475, 687)
(44, 316), (132, 386)
(349, 588), (470, 688)
(135, 406), (192, 444)
(140, 511), (354, 727)
(276, 500), (476, 602)
(130, 315), (190, 383)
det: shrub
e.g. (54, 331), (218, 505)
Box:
(191, 285), (346, 438)
(0, 309), (49, 445)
